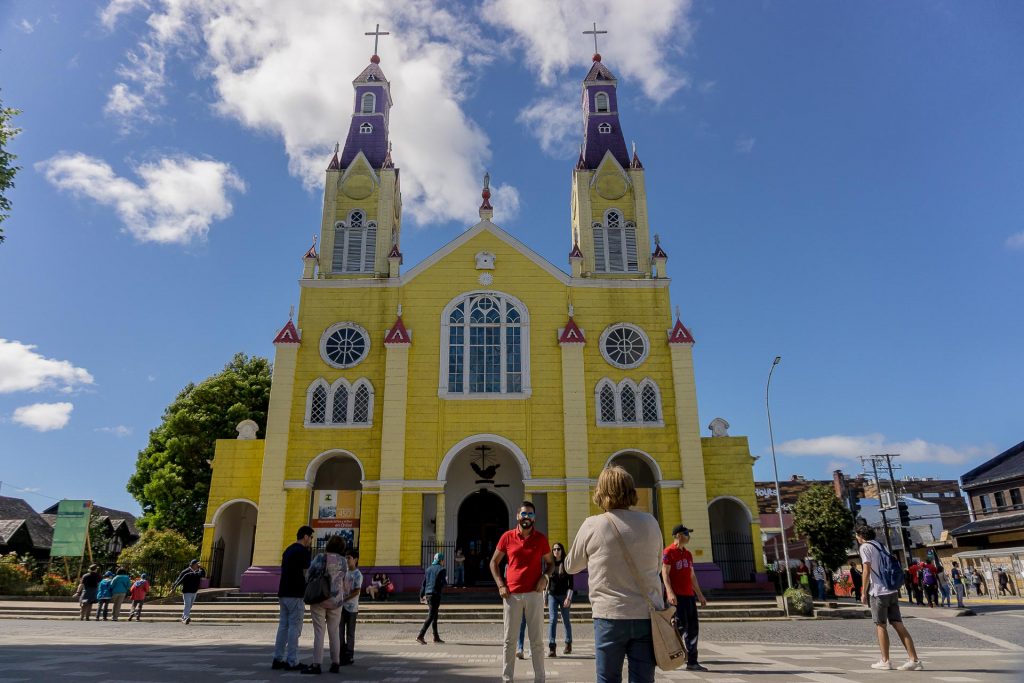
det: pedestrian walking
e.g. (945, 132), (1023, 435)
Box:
(490, 500), (553, 683)
(661, 523), (708, 672)
(921, 560), (939, 607)
(170, 559), (205, 624)
(971, 568), (983, 596)
(997, 567), (1011, 596)
(95, 571), (114, 620)
(909, 561), (925, 605)
(950, 561), (966, 608)
(454, 548), (466, 587)
(566, 465), (665, 683)
(812, 562), (827, 600)
(417, 552), (448, 645)
(848, 561), (863, 602)
(303, 534), (348, 675)
(546, 543), (574, 657)
(339, 549), (362, 665)
(272, 525), (313, 672)
(73, 564), (101, 621)
(856, 524), (923, 671)
(796, 560), (810, 593)
(937, 567), (951, 607)
(109, 566), (131, 621)
(127, 573), (150, 621)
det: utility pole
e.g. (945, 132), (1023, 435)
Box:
(881, 453), (908, 565)
(863, 456), (893, 553)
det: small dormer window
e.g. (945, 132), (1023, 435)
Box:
(598, 122), (612, 134)
(595, 92), (610, 113)
(361, 92), (375, 113)
(360, 122), (373, 134)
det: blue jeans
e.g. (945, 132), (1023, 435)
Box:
(274, 597), (305, 666)
(815, 579), (826, 600)
(594, 618), (655, 683)
(548, 594), (572, 645)
(454, 565), (464, 586)
(517, 613), (526, 650)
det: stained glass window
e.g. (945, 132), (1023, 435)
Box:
(443, 293), (526, 396)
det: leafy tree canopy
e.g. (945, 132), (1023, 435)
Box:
(127, 353), (271, 545)
(115, 528), (197, 589)
(792, 483), (855, 573)
(0, 90), (22, 245)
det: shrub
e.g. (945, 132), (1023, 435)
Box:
(0, 553), (32, 594)
(784, 587), (814, 615)
(41, 572), (76, 596)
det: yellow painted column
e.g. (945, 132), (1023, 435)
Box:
(375, 323), (410, 566)
(669, 340), (713, 559)
(559, 321), (591, 540)
(251, 336), (299, 566)
(436, 493), (446, 543)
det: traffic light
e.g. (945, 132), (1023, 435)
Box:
(897, 500), (911, 528)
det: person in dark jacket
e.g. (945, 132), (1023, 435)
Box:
(73, 564), (101, 621)
(417, 552), (447, 644)
(547, 543), (575, 657)
(272, 525), (314, 671)
(171, 559), (206, 624)
(849, 560), (863, 602)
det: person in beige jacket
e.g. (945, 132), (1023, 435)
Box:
(565, 466), (664, 683)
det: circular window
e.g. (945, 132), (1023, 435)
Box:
(320, 323), (370, 368)
(600, 324), (649, 369)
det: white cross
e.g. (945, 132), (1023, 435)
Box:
(583, 22), (608, 54)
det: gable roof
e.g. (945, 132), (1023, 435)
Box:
(40, 502), (139, 538)
(960, 439), (1024, 488)
(0, 496), (54, 549)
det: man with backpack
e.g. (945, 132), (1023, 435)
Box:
(856, 525), (923, 671)
(920, 560), (939, 607)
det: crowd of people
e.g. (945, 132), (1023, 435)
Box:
(72, 565), (151, 621)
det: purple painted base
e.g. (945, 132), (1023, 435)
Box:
(239, 565), (281, 593)
(695, 562), (724, 590)
(239, 564), (424, 594)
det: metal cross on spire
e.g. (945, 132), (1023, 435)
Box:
(365, 23), (390, 55)
(583, 22), (608, 54)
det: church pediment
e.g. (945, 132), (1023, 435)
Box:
(338, 152), (380, 200)
(590, 151), (632, 200)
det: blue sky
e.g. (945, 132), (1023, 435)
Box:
(1, 1), (1022, 514)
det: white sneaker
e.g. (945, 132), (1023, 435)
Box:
(897, 660), (924, 671)
(870, 660), (894, 670)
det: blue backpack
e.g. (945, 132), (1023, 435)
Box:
(868, 541), (904, 592)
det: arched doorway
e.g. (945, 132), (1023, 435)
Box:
(456, 490), (509, 586)
(211, 500), (258, 587)
(309, 452), (364, 553)
(608, 452), (660, 523)
(708, 497), (755, 583)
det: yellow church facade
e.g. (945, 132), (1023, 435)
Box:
(201, 51), (764, 593)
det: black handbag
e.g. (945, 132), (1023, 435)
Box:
(303, 566), (331, 605)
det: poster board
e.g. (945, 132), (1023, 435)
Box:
(50, 499), (93, 557)
(312, 490), (361, 550)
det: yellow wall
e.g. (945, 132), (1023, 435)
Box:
(702, 436), (765, 572)
(201, 439), (264, 557)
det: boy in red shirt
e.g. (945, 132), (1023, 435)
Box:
(662, 524), (708, 672)
(490, 500), (553, 683)
(127, 573), (151, 621)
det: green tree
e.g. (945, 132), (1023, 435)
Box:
(115, 528), (197, 593)
(128, 353), (271, 544)
(0, 91), (22, 245)
(88, 510), (117, 568)
(793, 483), (855, 575)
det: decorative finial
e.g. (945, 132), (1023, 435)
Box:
(568, 303), (575, 317)
(483, 172), (490, 191)
(397, 303), (403, 317)
(675, 305), (681, 320)
(583, 21), (608, 60)
(632, 141), (637, 156)
(479, 172), (494, 219)
(654, 234), (660, 246)
(334, 142), (339, 154)
(289, 305), (295, 320)
(365, 23), (389, 61)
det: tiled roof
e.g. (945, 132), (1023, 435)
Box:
(0, 519), (25, 544)
(0, 496), (54, 548)
(951, 510), (1024, 537)
(960, 439), (1024, 488)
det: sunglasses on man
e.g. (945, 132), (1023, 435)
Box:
(518, 511), (535, 518)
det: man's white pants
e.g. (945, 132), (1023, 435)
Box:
(502, 592), (545, 682)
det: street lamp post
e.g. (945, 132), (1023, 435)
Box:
(766, 356), (793, 594)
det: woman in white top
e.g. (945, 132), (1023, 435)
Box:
(304, 535), (348, 674)
(565, 466), (664, 683)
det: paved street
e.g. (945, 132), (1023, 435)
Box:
(1, 605), (1022, 682)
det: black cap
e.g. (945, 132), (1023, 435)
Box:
(672, 524), (693, 536)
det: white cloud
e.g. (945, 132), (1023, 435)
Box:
(99, 0), (518, 226)
(1006, 232), (1024, 250)
(776, 433), (987, 466)
(734, 136), (756, 154)
(12, 402), (74, 432)
(99, 0), (149, 30)
(0, 339), (94, 394)
(37, 153), (245, 244)
(16, 18), (39, 34)
(516, 88), (579, 159)
(482, 0), (695, 103)
(96, 425), (132, 437)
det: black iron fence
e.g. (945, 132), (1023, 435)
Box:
(711, 532), (756, 583)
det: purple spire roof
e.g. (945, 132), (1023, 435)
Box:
(339, 59), (393, 169)
(579, 57), (630, 170)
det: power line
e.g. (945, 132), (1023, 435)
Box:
(0, 480), (62, 502)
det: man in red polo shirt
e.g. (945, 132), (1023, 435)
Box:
(490, 500), (553, 682)
(662, 524), (708, 672)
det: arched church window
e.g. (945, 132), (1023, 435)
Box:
(595, 377), (663, 427)
(592, 209), (638, 273)
(441, 292), (530, 397)
(306, 377), (374, 428)
(352, 383), (372, 423)
(620, 384), (638, 423)
(332, 209), (378, 273)
(308, 382), (328, 425)
(595, 92), (610, 113)
(331, 385), (348, 424)
(360, 122), (373, 134)
(361, 92), (375, 113)
(640, 382), (660, 423)
(598, 382), (617, 423)
(598, 122), (612, 134)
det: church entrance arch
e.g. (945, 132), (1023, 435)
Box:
(308, 451), (364, 553)
(607, 451), (660, 523)
(210, 499), (257, 587)
(440, 435), (527, 586)
(708, 497), (755, 583)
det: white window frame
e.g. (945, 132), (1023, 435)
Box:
(361, 92), (375, 114)
(359, 122), (373, 134)
(598, 122), (612, 134)
(332, 209), (378, 274)
(594, 92), (610, 113)
(599, 322), (650, 369)
(305, 377), (374, 428)
(319, 322), (371, 369)
(439, 290), (531, 399)
(595, 377), (664, 427)
(592, 208), (638, 273)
